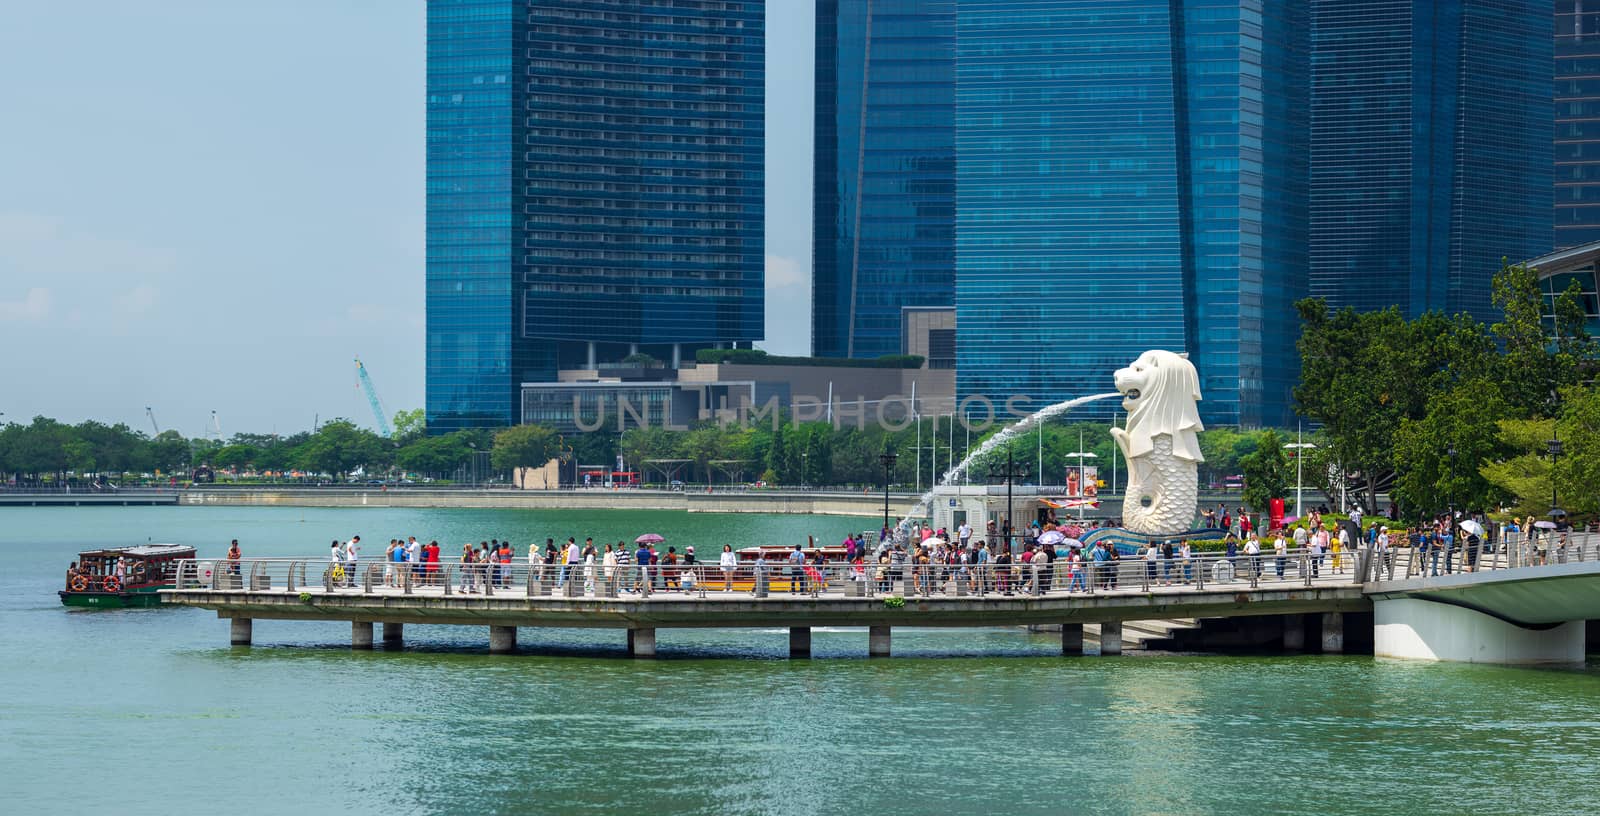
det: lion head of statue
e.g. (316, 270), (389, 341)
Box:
(1113, 349), (1205, 463)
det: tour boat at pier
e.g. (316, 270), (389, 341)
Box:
(59, 544), (196, 608)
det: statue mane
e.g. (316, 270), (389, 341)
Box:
(1123, 350), (1205, 462)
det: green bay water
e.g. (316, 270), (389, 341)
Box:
(3, 506), (1599, 815)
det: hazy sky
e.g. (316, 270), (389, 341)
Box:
(0, 1), (815, 436)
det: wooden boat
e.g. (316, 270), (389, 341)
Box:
(59, 544), (196, 608)
(656, 545), (856, 593)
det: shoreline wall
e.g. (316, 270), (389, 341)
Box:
(179, 488), (898, 517)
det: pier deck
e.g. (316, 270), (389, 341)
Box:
(163, 555), (1370, 656)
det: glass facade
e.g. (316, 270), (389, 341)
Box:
(812, 0), (956, 360)
(522, 2), (764, 350)
(427, 0), (527, 433)
(952, 1), (1306, 427)
(1309, 0), (1553, 318)
(1556, 1), (1600, 248)
(427, 0), (765, 432)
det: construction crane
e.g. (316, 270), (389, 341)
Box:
(145, 407), (161, 435)
(354, 356), (393, 438)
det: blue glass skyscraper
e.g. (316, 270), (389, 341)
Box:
(426, 0), (526, 432)
(427, 0), (764, 432)
(1309, 0), (1553, 317)
(1556, 1), (1600, 249)
(813, 0), (956, 360)
(952, 1), (1308, 427)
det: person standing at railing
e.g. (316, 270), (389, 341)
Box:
(330, 540), (346, 586)
(226, 540), (242, 578)
(613, 541), (631, 593)
(406, 537), (422, 584)
(1373, 526), (1391, 580)
(787, 544), (806, 594)
(384, 541), (397, 587)
(661, 545), (679, 591)
(1331, 525), (1347, 575)
(558, 538), (579, 589)
(583, 541), (597, 595)
(1143, 542), (1159, 587)
(1443, 524), (1457, 575)
(459, 543), (478, 593)
(633, 540), (651, 593)
(719, 544), (736, 592)
(343, 536), (361, 587)
(1273, 530), (1288, 578)
(1244, 532), (1261, 579)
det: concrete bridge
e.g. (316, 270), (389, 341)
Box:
(159, 535), (1598, 664)
(162, 551), (1369, 658)
(1368, 554), (1600, 664)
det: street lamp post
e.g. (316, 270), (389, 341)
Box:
(1283, 421), (1317, 519)
(1446, 445), (1457, 519)
(879, 450), (898, 534)
(1548, 430), (1564, 518)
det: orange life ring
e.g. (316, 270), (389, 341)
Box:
(70, 575), (89, 592)
(102, 576), (122, 592)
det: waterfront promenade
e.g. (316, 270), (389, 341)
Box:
(165, 550), (1370, 657)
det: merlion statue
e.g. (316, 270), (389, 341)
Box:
(1109, 350), (1204, 536)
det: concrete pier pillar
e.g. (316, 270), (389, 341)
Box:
(1061, 623), (1084, 655)
(381, 622), (404, 646)
(352, 621), (374, 650)
(1098, 622), (1123, 656)
(488, 625), (517, 654)
(868, 625), (891, 657)
(627, 628), (657, 658)
(790, 626), (812, 658)
(1320, 612), (1345, 654)
(1282, 614), (1306, 651)
(229, 617), (252, 646)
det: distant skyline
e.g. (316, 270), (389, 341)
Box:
(0, 1), (815, 436)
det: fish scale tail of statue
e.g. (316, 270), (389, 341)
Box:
(1108, 350), (1205, 537)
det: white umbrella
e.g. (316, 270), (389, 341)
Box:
(1459, 520), (1485, 537)
(1534, 520), (1559, 530)
(922, 536), (947, 548)
(1037, 530), (1066, 546)
(1063, 538), (1084, 550)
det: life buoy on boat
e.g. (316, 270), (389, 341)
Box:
(102, 576), (122, 592)
(131, 562), (147, 580)
(70, 575), (89, 592)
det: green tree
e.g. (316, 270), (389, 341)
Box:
(295, 419), (386, 478)
(490, 424), (560, 473)
(212, 444), (258, 472)
(391, 408), (426, 443)
(397, 432), (472, 476)
(1239, 430), (1290, 512)
(1492, 258), (1563, 417)
(1391, 380), (1510, 515)
(147, 430), (192, 476)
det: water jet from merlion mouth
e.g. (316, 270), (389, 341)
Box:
(896, 392), (1123, 533)
(895, 350), (1206, 540)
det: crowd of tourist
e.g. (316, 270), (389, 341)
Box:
(208, 502), (1585, 598)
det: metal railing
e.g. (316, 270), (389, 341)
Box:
(171, 549), (1364, 601)
(1364, 530), (1600, 582)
